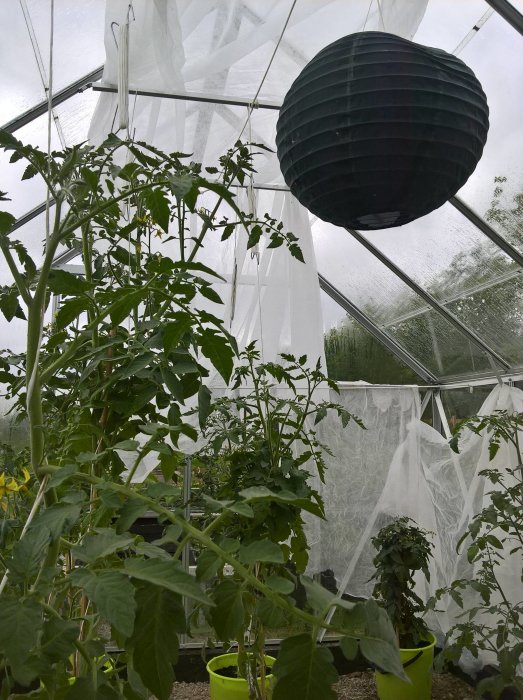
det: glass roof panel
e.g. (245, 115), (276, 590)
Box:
(388, 308), (493, 379)
(444, 276), (523, 368)
(25, 0), (105, 92)
(321, 291), (424, 384)
(312, 221), (494, 378)
(414, 0), (490, 54)
(451, 11), (523, 252)
(0, 114), (62, 218)
(54, 90), (101, 146)
(260, 0), (429, 103)
(360, 201), (523, 366)
(0, 4), (45, 126)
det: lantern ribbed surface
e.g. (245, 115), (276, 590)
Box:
(276, 31), (489, 230)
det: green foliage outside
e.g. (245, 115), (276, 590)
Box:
(324, 324), (421, 385)
(325, 176), (523, 396)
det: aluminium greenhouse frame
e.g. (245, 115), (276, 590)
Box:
(1, 0), (523, 402)
(1, 0), (523, 654)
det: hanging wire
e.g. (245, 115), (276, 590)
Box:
(362, 0), (374, 31)
(26, 0), (56, 428)
(227, 0), (298, 361)
(118, 22), (130, 132)
(45, 0), (55, 246)
(376, 0), (385, 30)
(221, 1), (297, 357)
(452, 8), (495, 55)
(110, 2), (135, 137)
(247, 111), (266, 362)
(18, 0), (66, 148)
(235, 0), (298, 144)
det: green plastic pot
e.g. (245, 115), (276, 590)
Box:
(207, 652), (276, 700)
(375, 633), (436, 700)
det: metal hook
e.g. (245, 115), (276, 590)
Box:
(127, 2), (135, 24)
(110, 21), (120, 49)
(111, 3), (135, 49)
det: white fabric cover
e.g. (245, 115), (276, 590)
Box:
(309, 382), (523, 672)
(88, 0), (429, 369)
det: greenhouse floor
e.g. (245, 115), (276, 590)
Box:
(171, 671), (475, 699)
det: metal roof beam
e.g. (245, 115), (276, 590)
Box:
(450, 196), (523, 269)
(9, 201), (52, 232)
(2, 66), (104, 134)
(92, 83), (281, 110)
(439, 369), (523, 389)
(485, 0), (523, 36)
(319, 273), (437, 383)
(345, 227), (512, 370)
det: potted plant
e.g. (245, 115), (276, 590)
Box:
(0, 131), (406, 699)
(371, 515), (436, 700)
(430, 411), (523, 699)
(192, 345), (361, 699)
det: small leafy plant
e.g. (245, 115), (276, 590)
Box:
(371, 516), (434, 648)
(192, 345), (362, 698)
(430, 411), (523, 699)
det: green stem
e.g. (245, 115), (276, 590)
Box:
(186, 171), (238, 264)
(59, 469), (356, 638)
(0, 239), (33, 307)
(40, 336), (90, 384)
(42, 275), (159, 386)
(26, 200), (63, 487)
(58, 180), (171, 243)
(124, 444), (152, 487)
(486, 550), (520, 631)
(173, 509), (229, 561)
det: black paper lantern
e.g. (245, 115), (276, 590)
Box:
(276, 31), (489, 230)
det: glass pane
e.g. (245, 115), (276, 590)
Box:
(321, 291), (425, 384)
(313, 222), (493, 378)
(0, 4), (45, 126)
(360, 202), (523, 367)
(261, 0), (430, 103)
(26, 0), (105, 92)
(441, 385), (493, 427)
(453, 11), (523, 254)
(320, 286), (347, 333)
(415, 0), (490, 54)
(55, 90), (100, 146)
(444, 277), (523, 368)
(0, 115), (62, 218)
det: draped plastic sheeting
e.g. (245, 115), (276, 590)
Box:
(308, 384), (421, 586)
(309, 382), (523, 670)
(87, 0), (428, 367)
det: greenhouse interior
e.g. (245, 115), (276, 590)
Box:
(0, 1), (522, 699)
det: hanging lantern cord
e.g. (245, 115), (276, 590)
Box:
(235, 0), (297, 144)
